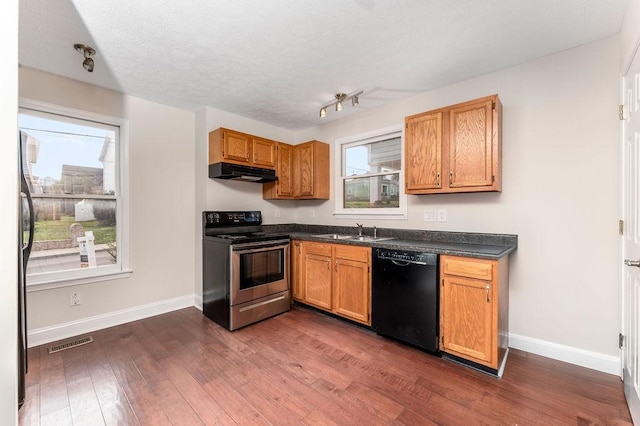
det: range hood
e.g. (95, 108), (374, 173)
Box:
(208, 162), (278, 183)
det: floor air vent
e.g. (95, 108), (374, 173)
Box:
(48, 336), (94, 354)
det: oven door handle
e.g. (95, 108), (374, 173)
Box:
(232, 239), (291, 253)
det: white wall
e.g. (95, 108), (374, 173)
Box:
(1, 0), (19, 423)
(294, 37), (621, 359)
(19, 68), (197, 331)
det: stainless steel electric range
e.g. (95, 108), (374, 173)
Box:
(202, 211), (290, 330)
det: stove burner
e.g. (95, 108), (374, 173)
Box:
(202, 211), (288, 244)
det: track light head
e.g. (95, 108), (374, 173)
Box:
(82, 57), (94, 72)
(74, 43), (96, 73)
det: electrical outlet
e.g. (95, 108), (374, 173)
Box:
(70, 292), (81, 306)
(423, 210), (436, 222)
(310, 210), (316, 218)
(437, 209), (447, 222)
(275, 209), (281, 218)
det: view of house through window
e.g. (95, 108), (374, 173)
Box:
(343, 137), (401, 208)
(336, 123), (404, 215)
(19, 108), (121, 280)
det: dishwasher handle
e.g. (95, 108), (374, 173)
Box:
(390, 259), (427, 266)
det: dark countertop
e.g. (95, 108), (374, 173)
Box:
(264, 224), (517, 260)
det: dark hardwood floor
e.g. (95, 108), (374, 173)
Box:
(19, 306), (632, 425)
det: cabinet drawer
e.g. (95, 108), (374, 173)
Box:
(442, 256), (493, 280)
(334, 245), (370, 262)
(304, 242), (333, 257)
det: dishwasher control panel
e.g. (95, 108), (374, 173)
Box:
(375, 249), (437, 265)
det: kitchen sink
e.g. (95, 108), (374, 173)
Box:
(350, 235), (395, 242)
(313, 234), (395, 242)
(313, 233), (356, 240)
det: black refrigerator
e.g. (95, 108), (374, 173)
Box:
(18, 130), (34, 409)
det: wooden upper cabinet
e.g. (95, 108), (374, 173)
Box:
(405, 111), (443, 191)
(264, 140), (329, 200)
(263, 143), (294, 199)
(252, 136), (277, 168)
(449, 99), (495, 189)
(293, 141), (330, 200)
(405, 95), (501, 195)
(208, 128), (276, 169)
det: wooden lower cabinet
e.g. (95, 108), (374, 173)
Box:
(440, 255), (509, 375)
(333, 245), (371, 324)
(303, 247), (333, 310)
(291, 241), (304, 300)
(292, 241), (371, 325)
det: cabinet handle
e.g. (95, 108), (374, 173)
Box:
(335, 260), (338, 272)
(485, 284), (490, 303)
(449, 171), (453, 185)
(436, 173), (440, 186)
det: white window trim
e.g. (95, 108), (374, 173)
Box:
(333, 124), (407, 219)
(19, 98), (132, 291)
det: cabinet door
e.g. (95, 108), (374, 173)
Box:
(334, 257), (370, 325)
(448, 99), (494, 189)
(222, 129), (252, 163)
(303, 252), (332, 310)
(405, 111), (442, 192)
(253, 137), (276, 168)
(291, 241), (304, 301)
(294, 143), (315, 197)
(441, 275), (496, 367)
(276, 143), (294, 197)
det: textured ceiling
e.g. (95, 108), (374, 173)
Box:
(19, 0), (628, 130)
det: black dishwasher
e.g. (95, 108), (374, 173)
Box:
(371, 248), (439, 353)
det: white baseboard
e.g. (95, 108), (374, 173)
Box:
(194, 294), (203, 311)
(509, 333), (621, 376)
(28, 294), (196, 348)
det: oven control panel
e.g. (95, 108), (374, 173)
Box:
(204, 211), (262, 227)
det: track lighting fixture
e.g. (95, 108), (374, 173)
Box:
(319, 90), (363, 118)
(74, 43), (96, 73)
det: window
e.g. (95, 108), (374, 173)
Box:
(334, 124), (407, 218)
(19, 99), (130, 289)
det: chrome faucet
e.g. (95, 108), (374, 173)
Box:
(373, 226), (377, 239)
(356, 223), (363, 236)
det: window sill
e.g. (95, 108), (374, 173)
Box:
(26, 269), (133, 293)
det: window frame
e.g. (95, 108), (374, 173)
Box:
(333, 124), (407, 219)
(19, 98), (131, 291)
